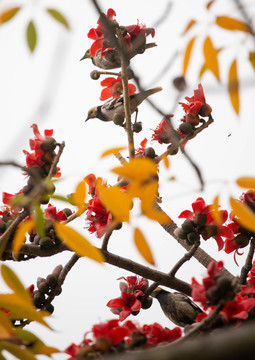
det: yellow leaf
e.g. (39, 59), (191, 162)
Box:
(236, 177), (255, 189)
(183, 20), (196, 34)
(101, 146), (126, 158)
(183, 36), (196, 75)
(203, 36), (220, 80)
(206, 0), (215, 9)
(54, 223), (104, 263)
(228, 59), (239, 115)
(0, 7), (20, 24)
(143, 207), (171, 224)
(0, 294), (50, 328)
(12, 219), (35, 254)
(98, 185), (131, 222)
(169, 176), (176, 181)
(249, 52), (255, 71)
(134, 228), (155, 265)
(230, 197), (255, 232)
(72, 181), (87, 215)
(0, 341), (37, 360)
(216, 16), (251, 33)
(112, 158), (158, 183)
(210, 195), (222, 225)
(0, 311), (15, 339)
(162, 154), (170, 169)
(1, 265), (31, 303)
(140, 181), (159, 212)
(199, 62), (207, 79)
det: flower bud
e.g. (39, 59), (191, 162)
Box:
(179, 122), (193, 135)
(113, 113), (125, 126)
(90, 70), (100, 80)
(199, 104), (212, 117)
(173, 76), (187, 92)
(132, 122), (142, 133)
(182, 219), (195, 233)
(145, 147), (156, 159)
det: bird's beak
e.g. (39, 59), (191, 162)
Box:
(80, 53), (89, 61)
(151, 287), (161, 298)
(85, 116), (90, 122)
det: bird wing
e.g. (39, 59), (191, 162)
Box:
(173, 292), (203, 313)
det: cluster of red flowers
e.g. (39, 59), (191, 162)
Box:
(87, 8), (155, 58)
(84, 174), (112, 238)
(175, 197), (234, 251)
(107, 276), (149, 321)
(191, 260), (255, 323)
(44, 203), (68, 222)
(65, 318), (181, 359)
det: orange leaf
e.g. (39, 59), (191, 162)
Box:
(216, 16), (251, 33)
(112, 158), (158, 183)
(199, 62), (207, 79)
(249, 52), (255, 71)
(143, 207), (171, 224)
(206, 0), (215, 10)
(162, 154), (170, 169)
(183, 36), (196, 75)
(0, 7), (20, 24)
(101, 146), (126, 158)
(230, 197), (255, 232)
(12, 219), (35, 254)
(183, 19), (196, 34)
(72, 180), (87, 215)
(55, 223), (104, 263)
(97, 185), (131, 222)
(236, 177), (255, 189)
(210, 195), (222, 225)
(203, 36), (220, 80)
(228, 59), (239, 115)
(134, 228), (155, 265)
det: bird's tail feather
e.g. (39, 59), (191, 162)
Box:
(136, 87), (162, 104)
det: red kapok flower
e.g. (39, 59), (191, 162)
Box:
(44, 204), (68, 222)
(142, 323), (182, 346)
(90, 319), (129, 346)
(85, 196), (112, 238)
(179, 83), (211, 118)
(118, 276), (148, 293)
(100, 76), (136, 101)
(107, 290), (142, 321)
(87, 8), (117, 57)
(135, 138), (148, 157)
(151, 117), (173, 144)
(220, 293), (255, 321)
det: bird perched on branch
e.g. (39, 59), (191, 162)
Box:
(151, 287), (203, 327)
(80, 43), (157, 70)
(85, 87), (162, 123)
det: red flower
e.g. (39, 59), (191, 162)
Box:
(44, 204), (68, 222)
(241, 261), (255, 296)
(85, 196), (112, 238)
(118, 276), (148, 293)
(151, 117), (173, 144)
(87, 8), (117, 57)
(64, 343), (80, 360)
(135, 138), (148, 156)
(179, 197), (233, 251)
(2, 190), (23, 207)
(100, 76), (136, 101)
(84, 174), (97, 196)
(179, 83), (211, 117)
(90, 319), (129, 346)
(126, 22), (155, 53)
(220, 293), (255, 321)
(107, 290), (143, 321)
(142, 323), (182, 346)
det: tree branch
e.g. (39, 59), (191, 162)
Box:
(240, 237), (255, 285)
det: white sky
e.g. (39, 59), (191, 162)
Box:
(0, 0), (255, 358)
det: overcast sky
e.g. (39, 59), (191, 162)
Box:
(0, 0), (255, 358)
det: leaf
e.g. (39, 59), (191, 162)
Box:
(0, 294), (50, 327)
(134, 228), (155, 265)
(72, 181), (87, 215)
(26, 21), (37, 53)
(0, 311), (15, 339)
(15, 329), (59, 355)
(50, 194), (73, 204)
(54, 223), (104, 263)
(183, 19), (196, 34)
(112, 158), (158, 183)
(206, 0), (215, 9)
(249, 52), (255, 71)
(210, 195), (222, 225)
(98, 185), (132, 222)
(216, 16), (251, 33)
(183, 36), (196, 75)
(46, 8), (70, 29)
(230, 197), (255, 232)
(1, 265), (31, 303)
(12, 219), (35, 254)
(162, 154), (170, 169)
(236, 177), (255, 189)
(101, 147), (126, 158)
(140, 181), (159, 212)
(203, 36), (220, 80)
(0, 7), (20, 24)
(228, 59), (239, 114)
(143, 208), (172, 224)
(0, 341), (37, 360)
(34, 206), (45, 238)
(199, 62), (207, 79)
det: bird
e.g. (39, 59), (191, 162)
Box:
(151, 287), (203, 327)
(85, 87), (162, 123)
(80, 43), (157, 70)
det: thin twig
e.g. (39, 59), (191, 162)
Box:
(102, 230), (113, 251)
(0, 161), (24, 169)
(240, 237), (255, 285)
(182, 149), (204, 191)
(47, 141), (65, 179)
